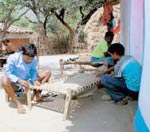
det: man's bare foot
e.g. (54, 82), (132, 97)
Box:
(17, 104), (26, 114)
(33, 94), (42, 102)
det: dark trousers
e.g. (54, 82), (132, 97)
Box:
(100, 75), (138, 101)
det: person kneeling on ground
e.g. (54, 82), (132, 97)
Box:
(97, 43), (142, 104)
(2, 43), (51, 114)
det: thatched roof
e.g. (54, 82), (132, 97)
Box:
(0, 23), (33, 34)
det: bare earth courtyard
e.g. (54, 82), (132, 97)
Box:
(0, 55), (136, 132)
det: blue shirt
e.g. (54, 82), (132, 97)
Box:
(122, 60), (142, 91)
(4, 51), (38, 83)
(114, 55), (142, 92)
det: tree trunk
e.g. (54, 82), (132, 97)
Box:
(61, 22), (73, 53)
(67, 22), (82, 53)
(36, 24), (48, 56)
(0, 23), (8, 39)
(74, 22), (82, 48)
(69, 29), (75, 53)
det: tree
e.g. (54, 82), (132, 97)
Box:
(0, 0), (29, 38)
(50, 0), (104, 52)
(22, 0), (53, 36)
(21, 0), (54, 56)
(21, 0), (104, 53)
(19, 0), (104, 53)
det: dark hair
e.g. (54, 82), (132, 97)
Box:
(105, 31), (114, 39)
(2, 38), (9, 45)
(108, 43), (125, 56)
(21, 43), (37, 57)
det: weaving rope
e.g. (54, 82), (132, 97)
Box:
(29, 72), (99, 120)
(30, 73), (99, 96)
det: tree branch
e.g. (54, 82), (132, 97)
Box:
(81, 8), (97, 25)
(8, 9), (30, 27)
(79, 6), (84, 19)
(43, 14), (50, 35)
(51, 9), (65, 24)
(24, 16), (37, 24)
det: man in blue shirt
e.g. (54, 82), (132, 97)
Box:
(97, 43), (142, 104)
(2, 43), (51, 114)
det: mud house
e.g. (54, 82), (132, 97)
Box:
(0, 23), (33, 52)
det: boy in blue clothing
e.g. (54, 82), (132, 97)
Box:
(97, 43), (142, 104)
(2, 43), (51, 113)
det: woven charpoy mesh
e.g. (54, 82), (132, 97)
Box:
(30, 72), (99, 96)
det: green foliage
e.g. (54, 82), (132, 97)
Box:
(0, 0), (103, 41)
(46, 16), (69, 37)
(47, 16), (61, 34)
(0, 0), (23, 22)
(14, 16), (29, 27)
